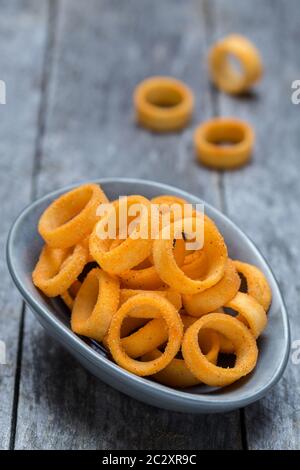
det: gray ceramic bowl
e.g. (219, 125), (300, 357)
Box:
(7, 178), (290, 413)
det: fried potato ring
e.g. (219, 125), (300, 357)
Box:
(107, 293), (183, 376)
(121, 318), (168, 359)
(194, 118), (254, 170)
(71, 268), (120, 342)
(90, 195), (152, 274)
(182, 310), (235, 354)
(119, 237), (186, 289)
(233, 260), (272, 311)
(181, 250), (208, 279)
(61, 280), (82, 310)
(153, 216), (227, 294)
(134, 76), (194, 132)
(182, 313), (258, 387)
(32, 243), (88, 297)
(119, 264), (163, 290)
(114, 289), (182, 358)
(143, 330), (220, 388)
(182, 259), (240, 317)
(225, 292), (267, 339)
(208, 34), (263, 95)
(151, 195), (189, 227)
(38, 184), (108, 249)
(120, 288), (182, 311)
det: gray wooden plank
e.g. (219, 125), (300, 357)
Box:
(212, 0), (300, 449)
(0, 0), (48, 449)
(14, 0), (242, 450)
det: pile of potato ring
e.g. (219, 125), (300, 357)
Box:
(32, 183), (272, 389)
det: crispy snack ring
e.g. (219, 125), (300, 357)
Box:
(134, 76), (194, 132)
(32, 244), (88, 297)
(182, 309), (235, 354)
(233, 260), (272, 311)
(120, 288), (182, 311)
(119, 238), (186, 290)
(143, 329), (220, 388)
(107, 293), (183, 376)
(208, 34), (263, 95)
(182, 313), (258, 387)
(90, 195), (152, 274)
(121, 318), (167, 358)
(61, 280), (82, 310)
(114, 289), (182, 358)
(225, 292), (267, 339)
(153, 216), (227, 294)
(38, 184), (108, 248)
(182, 250), (207, 279)
(194, 118), (254, 170)
(151, 195), (189, 228)
(182, 259), (241, 317)
(71, 268), (120, 342)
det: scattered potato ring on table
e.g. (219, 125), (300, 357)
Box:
(32, 243), (88, 297)
(153, 215), (228, 294)
(233, 260), (272, 311)
(225, 292), (267, 339)
(182, 259), (241, 316)
(90, 195), (152, 274)
(107, 293), (183, 376)
(194, 118), (254, 170)
(143, 330), (220, 388)
(208, 34), (263, 95)
(71, 268), (120, 342)
(38, 184), (108, 249)
(134, 76), (194, 132)
(182, 313), (258, 387)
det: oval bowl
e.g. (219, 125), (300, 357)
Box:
(6, 178), (290, 413)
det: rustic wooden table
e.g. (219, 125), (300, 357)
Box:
(1, 0), (299, 450)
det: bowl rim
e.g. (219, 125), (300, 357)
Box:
(6, 177), (291, 411)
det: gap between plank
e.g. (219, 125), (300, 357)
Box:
(201, 0), (248, 449)
(9, 0), (59, 450)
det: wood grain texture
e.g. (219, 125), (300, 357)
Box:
(14, 0), (242, 450)
(211, 0), (300, 450)
(0, 0), (48, 449)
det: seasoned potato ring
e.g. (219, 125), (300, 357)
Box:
(225, 292), (267, 339)
(153, 216), (227, 294)
(119, 238), (186, 289)
(233, 260), (272, 311)
(208, 34), (263, 95)
(38, 184), (108, 248)
(182, 313), (258, 387)
(120, 288), (182, 311)
(182, 259), (240, 316)
(134, 76), (194, 132)
(90, 195), (152, 274)
(32, 244), (88, 297)
(194, 118), (254, 170)
(107, 293), (183, 376)
(71, 268), (120, 342)
(143, 330), (220, 388)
